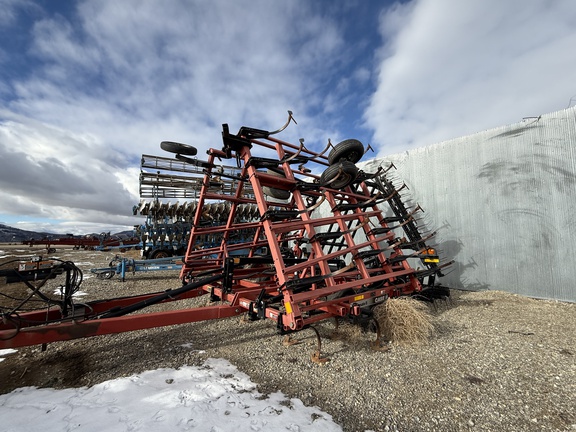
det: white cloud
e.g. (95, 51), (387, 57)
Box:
(1, 0), (356, 232)
(0, 0), (37, 27)
(365, 0), (576, 156)
(8, 0), (573, 234)
(0, 113), (140, 233)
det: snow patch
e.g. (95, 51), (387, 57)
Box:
(0, 358), (342, 431)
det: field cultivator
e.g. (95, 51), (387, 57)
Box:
(90, 255), (184, 281)
(0, 112), (451, 357)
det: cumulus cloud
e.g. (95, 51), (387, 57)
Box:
(4, 0), (572, 234)
(1, 0), (369, 233)
(365, 0), (576, 156)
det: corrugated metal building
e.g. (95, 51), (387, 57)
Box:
(360, 106), (576, 302)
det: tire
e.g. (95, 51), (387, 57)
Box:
(328, 139), (364, 165)
(97, 270), (115, 280)
(160, 141), (198, 156)
(151, 249), (171, 259)
(320, 160), (358, 189)
(262, 169), (291, 200)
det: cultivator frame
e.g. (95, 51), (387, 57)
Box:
(0, 112), (450, 352)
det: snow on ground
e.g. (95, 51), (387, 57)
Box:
(0, 357), (343, 431)
(0, 349), (17, 363)
(0, 251), (33, 259)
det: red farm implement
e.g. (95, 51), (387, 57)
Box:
(0, 112), (451, 355)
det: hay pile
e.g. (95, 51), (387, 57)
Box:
(373, 297), (433, 345)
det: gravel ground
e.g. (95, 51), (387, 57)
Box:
(1, 245), (575, 432)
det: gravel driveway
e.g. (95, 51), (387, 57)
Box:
(1, 245), (575, 431)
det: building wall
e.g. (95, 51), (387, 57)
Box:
(359, 106), (576, 302)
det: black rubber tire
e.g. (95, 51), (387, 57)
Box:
(328, 139), (364, 165)
(151, 249), (171, 259)
(320, 160), (358, 189)
(97, 270), (115, 280)
(160, 141), (198, 156)
(262, 169), (291, 200)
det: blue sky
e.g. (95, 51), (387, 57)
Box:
(1, 0), (575, 234)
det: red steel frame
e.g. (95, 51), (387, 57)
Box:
(0, 120), (446, 349)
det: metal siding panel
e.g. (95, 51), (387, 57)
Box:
(360, 107), (576, 302)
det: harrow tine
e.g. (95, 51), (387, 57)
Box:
(309, 326), (329, 364)
(395, 182), (409, 193)
(331, 261), (356, 276)
(268, 110), (297, 136)
(348, 219), (370, 234)
(305, 195), (326, 212)
(369, 318), (390, 352)
(382, 189), (398, 202)
(310, 138), (334, 161)
(282, 138), (306, 163)
(397, 231), (437, 249)
(282, 335), (301, 346)
(382, 162), (396, 174)
(298, 163), (311, 173)
(360, 166), (383, 180)
(361, 192), (382, 206)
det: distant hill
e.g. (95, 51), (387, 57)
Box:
(0, 224), (134, 243)
(0, 224), (60, 243)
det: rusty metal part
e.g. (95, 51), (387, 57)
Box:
(282, 335), (301, 346)
(309, 326), (329, 364)
(268, 110), (297, 136)
(369, 318), (390, 352)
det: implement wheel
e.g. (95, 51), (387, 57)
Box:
(97, 270), (115, 280)
(263, 169), (291, 200)
(160, 141), (198, 156)
(320, 160), (358, 189)
(328, 139), (364, 164)
(151, 249), (171, 259)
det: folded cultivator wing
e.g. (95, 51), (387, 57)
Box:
(0, 112), (450, 353)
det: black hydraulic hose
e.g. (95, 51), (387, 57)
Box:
(98, 273), (224, 319)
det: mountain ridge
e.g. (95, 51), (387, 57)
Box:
(0, 223), (133, 243)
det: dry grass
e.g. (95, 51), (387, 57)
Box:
(329, 321), (364, 342)
(373, 297), (433, 345)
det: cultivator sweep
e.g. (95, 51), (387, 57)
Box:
(0, 112), (451, 354)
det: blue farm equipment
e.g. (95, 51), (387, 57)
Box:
(90, 255), (184, 281)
